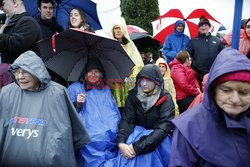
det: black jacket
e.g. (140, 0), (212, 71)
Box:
(0, 12), (41, 63)
(187, 33), (224, 76)
(36, 15), (64, 40)
(117, 90), (175, 155)
(117, 64), (175, 155)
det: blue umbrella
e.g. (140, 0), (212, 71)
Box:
(23, 0), (102, 30)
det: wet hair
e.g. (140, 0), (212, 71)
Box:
(69, 8), (88, 28)
(176, 51), (191, 64)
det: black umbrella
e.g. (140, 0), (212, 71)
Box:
(129, 32), (160, 50)
(37, 29), (134, 82)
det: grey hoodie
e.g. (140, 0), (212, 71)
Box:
(0, 51), (89, 166)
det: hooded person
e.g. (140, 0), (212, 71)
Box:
(169, 48), (250, 166)
(0, 50), (89, 167)
(67, 57), (121, 167)
(114, 64), (175, 167)
(162, 20), (190, 64)
(222, 18), (250, 55)
(155, 57), (179, 116)
(110, 17), (144, 110)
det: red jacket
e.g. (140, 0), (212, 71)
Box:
(170, 58), (200, 100)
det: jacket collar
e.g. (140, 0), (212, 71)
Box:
(7, 12), (29, 26)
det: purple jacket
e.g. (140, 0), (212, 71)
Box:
(0, 63), (12, 88)
(169, 48), (250, 167)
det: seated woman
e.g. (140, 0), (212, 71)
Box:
(67, 57), (121, 167)
(69, 7), (94, 32)
(170, 51), (201, 113)
(116, 64), (175, 167)
(169, 48), (250, 166)
(155, 57), (179, 116)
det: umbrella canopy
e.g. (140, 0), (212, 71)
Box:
(37, 29), (134, 82)
(126, 25), (160, 50)
(23, 0), (102, 30)
(129, 33), (160, 50)
(152, 9), (222, 44)
(127, 25), (148, 34)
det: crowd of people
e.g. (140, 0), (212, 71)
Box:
(0, 0), (250, 166)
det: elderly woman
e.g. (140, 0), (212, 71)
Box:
(169, 48), (250, 166)
(0, 51), (89, 166)
(170, 51), (200, 113)
(67, 57), (121, 167)
(110, 17), (144, 111)
(115, 64), (175, 166)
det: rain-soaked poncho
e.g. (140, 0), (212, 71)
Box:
(169, 48), (250, 166)
(111, 17), (144, 107)
(106, 126), (171, 167)
(0, 51), (89, 167)
(68, 82), (121, 167)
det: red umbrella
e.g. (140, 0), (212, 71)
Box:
(152, 9), (222, 44)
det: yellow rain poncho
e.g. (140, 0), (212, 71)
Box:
(155, 58), (179, 116)
(111, 17), (144, 107)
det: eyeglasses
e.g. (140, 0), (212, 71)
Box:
(12, 69), (31, 77)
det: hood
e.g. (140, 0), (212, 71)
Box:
(169, 58), (182, 68)
(111, 17), (131, 44)
(79, 57), (106, 88)
(155, 58), (171, 79)
(9, 50), (51, 91)
(136, 64), (164, 89)
(174, 20), (185, 35)
(202, 48), (250, 111)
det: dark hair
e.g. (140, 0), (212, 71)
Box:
(244, 18), (250, 28)
(0, 0), (3, 7)
(37, 0), (54, 9)
(176, 51), (190, 64)
(69, 8), (88, 28)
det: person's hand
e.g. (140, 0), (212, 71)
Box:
(128, 144), (136, 156)
(118, 143), (136, 159)
(77, 93), (86, 107)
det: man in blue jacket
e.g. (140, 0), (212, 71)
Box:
(162, 20), (190, 64)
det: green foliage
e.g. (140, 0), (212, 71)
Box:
(120, 0), (161, 60)
(120, 0), (159, 35)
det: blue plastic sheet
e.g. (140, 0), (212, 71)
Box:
(106, 126), (172, 167)
(68, 82), (121, 167)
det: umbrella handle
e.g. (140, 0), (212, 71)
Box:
(52, 34), (56, 53)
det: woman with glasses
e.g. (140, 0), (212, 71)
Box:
(0, 50), (89, 167)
